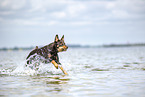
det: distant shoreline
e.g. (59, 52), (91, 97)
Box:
(0, 43), (145, 51)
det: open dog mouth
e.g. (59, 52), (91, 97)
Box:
(57, 46), (68, 52)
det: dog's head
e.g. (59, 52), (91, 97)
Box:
(54, 35), (68, 52)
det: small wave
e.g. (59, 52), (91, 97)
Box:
(0, 61), (37, 76)
(0, 61), (69, 76)
(91, 68), (109, 71)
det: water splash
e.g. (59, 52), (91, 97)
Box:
(0, 60), (70, 76)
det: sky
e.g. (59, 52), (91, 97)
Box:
(0, 0), (145, 48)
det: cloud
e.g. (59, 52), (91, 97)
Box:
(0, 0), (145, 27)
(0, 0), (26, 10)
(51, 11), (66, 18)
(0, 0), (145, 46)
(107, 0), (145, 19)
(66, 3), (86, 18)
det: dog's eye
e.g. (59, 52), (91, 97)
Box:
(60, 42), (63, 46)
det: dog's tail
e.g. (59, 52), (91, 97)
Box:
(26, 46), (38, 59)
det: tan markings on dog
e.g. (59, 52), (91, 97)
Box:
(57, 47), (63, 52)
(35, 46), (38, 49)
(63, 45), (67, 49)
(51, 60), (68, 75)
(48, 53), (51, 58)
(51, 60), (58, 69)
(55, 35), (59, 42)
(59, 65), (68, 75)
(57, 46), (67, 52)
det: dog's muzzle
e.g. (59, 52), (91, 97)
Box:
(57, 45), (68, 52)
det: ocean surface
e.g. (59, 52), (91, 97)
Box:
(0, 47), (145, 97)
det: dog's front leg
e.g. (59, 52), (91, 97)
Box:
(58, 65), (68, 75)
(51, 60), (68, 75)
(51, 60), (58, 69)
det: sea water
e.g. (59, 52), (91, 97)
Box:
(0, 47), (145, 97)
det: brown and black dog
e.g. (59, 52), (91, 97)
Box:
(25, 35), (68, 75)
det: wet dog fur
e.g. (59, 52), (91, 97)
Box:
(25, 35), (68, 71)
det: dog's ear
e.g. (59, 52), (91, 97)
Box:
(61, 35), (64, 41)
(55, 34), (59, 42)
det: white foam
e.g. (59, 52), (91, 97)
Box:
(0, 59), (70, 76)
(9, 61), (36, 76)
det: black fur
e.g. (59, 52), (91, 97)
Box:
(25, 35), (68, 70)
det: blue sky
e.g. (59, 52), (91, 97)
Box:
(0, 0), (145, 48)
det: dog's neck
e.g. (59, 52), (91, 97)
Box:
(47, 42), (58, 54)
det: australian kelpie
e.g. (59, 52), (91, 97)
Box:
(25, 35), (68, 75)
